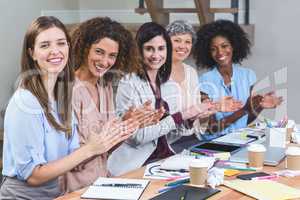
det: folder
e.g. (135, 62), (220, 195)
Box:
(223, 179), (300, 200)
(150, 185), (220, 200)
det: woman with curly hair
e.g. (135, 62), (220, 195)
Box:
(0, 16), (136, 199)
(194, 19), (283, 140)
(62, 17), (162, 192)
(107, 22), (217, 176)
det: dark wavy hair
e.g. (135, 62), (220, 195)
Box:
(71, 17), (140, 84)
(21, 16), (74, 136)
(193, 19), (251, 69)
(135, 22), (172, 84)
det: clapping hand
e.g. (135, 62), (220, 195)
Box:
(86, 117), (139, 156)
(182, 100), (218, 120)
(244, 94), (263, 113)
(260, 91), (283, 108)
(122, 100), (165, 128)
(215, 96), (243, 112)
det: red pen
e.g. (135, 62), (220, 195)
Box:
(251, 174), (279, 180)
(165, 175), (189, 181)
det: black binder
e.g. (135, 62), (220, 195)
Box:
(150, 185), (220, 200)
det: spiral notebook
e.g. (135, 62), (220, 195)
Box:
(81, 177), (150, 200)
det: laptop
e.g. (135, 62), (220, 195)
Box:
(230, 141), (286, 166)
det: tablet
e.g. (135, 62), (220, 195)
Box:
(190, 142), (242, 154)
(150, 185), (220, 200)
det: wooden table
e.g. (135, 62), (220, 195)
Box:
(55, 160), (300, 200)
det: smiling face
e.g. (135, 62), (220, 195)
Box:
(170, 33), (192, 62)
(210, 35), (233, 68)
(31, 26), (69, 76)
(86, 37), (119, 78)
(142, 35), (167, 72)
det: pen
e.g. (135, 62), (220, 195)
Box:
(94, 183), (143, 188)
(220, 166), (256, 171)
(180, 190), (188, 200)
(161, 168), (188, 173)
(165, 177), (190, 187)
(246, 134), (258, 139)
(251, 174), (278, 180)
(158, 184), (181, 193)
(264, 118), (272, 128)
(165, 175), (189, 181)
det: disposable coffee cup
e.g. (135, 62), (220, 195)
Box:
(189, 159), (209, 186)
(287, 128), (293, 143)
(286, 147), (300, 170)
(286, 120), (295, 143)
(247, 144), (266, 169)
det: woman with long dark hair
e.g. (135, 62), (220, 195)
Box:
(0, 16), (138, 199)
(108, 22), (217, 176)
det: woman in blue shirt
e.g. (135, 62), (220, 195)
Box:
(194, 20), (283, 140)
(0, 16), (138, 199)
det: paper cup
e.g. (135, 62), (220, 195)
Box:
(287, 120), (295, 143)
(189, 159), (208, 186)
(247, 144), (266, 169)
(286, 147), (300, 170)
(287, 128), (293, 143)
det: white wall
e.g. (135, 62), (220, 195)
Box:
(0, 0), (78, 128)
(243, 0), (300, 122)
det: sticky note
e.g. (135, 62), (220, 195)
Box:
(224, 169), (240, 176)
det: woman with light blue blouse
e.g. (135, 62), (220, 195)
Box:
(0, 16), (138, 199)
(165, 20), (243, 150)
(194, 20), (283, 140)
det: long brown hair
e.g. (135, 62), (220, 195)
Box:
(71, 17), (142, 84)
(21, 16), (74, 137)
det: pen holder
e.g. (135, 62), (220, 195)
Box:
(266, 128), (286, 148)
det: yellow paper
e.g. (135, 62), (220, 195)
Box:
(224, 169), (240, 177)
(223, 179), (300, 200)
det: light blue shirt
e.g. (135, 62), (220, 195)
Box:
(199, 64), (256, 140)
(2, 89), (79, 181)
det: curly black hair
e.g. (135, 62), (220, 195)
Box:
(71, 17), (141, 83)
(193, 19), (251, 69)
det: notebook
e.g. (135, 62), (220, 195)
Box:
(81, 177), (150, 200)
(223, 179), (300, 200)
(150, 185), (220, 200)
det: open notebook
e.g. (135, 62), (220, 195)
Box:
(81, 177), (150, 200)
